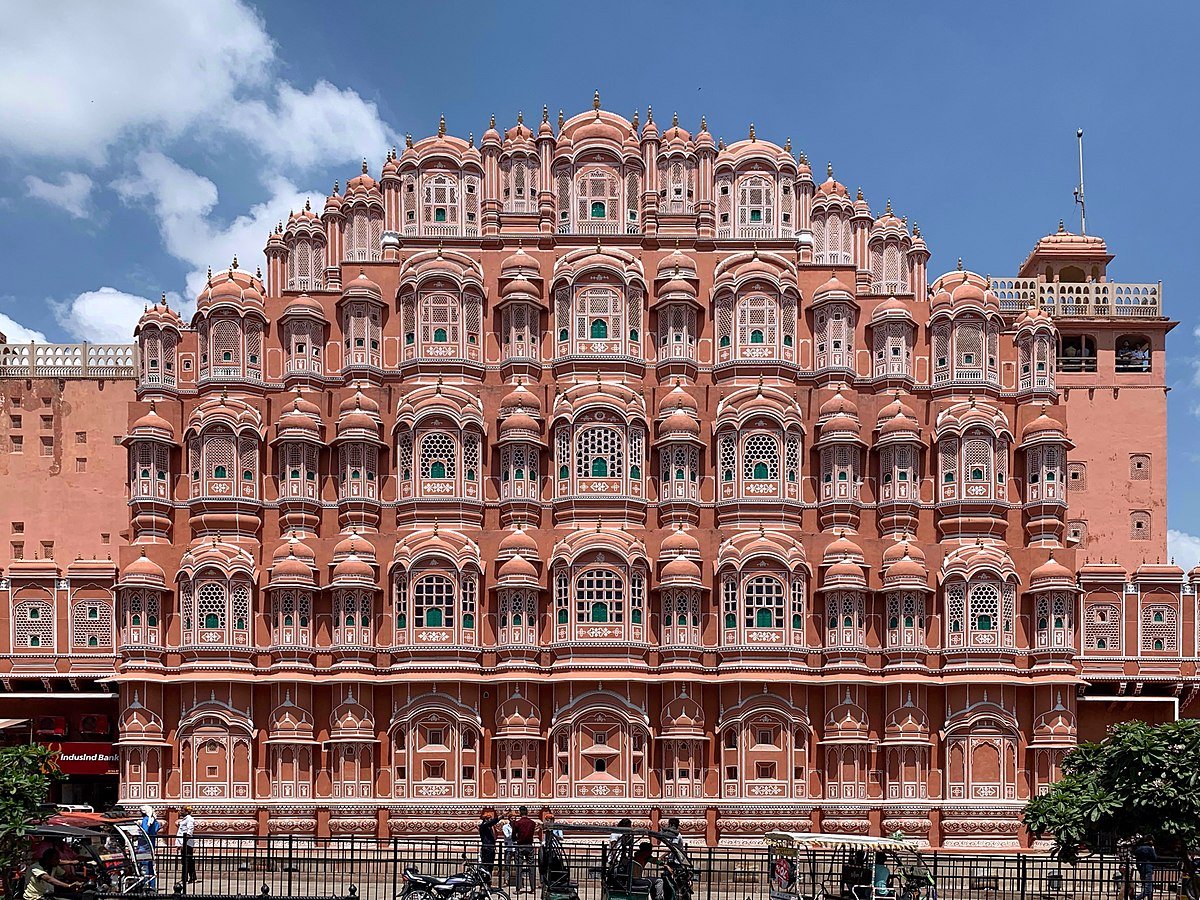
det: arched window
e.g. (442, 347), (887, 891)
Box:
(415, 575), (455, 629)
(575, 427), (623, 481)
(742, 434), (779, 482)
(736, 295), (779, 355)
(745, 576), (784, 629)
(575, 568), (623, 625)
(420, 432), (457, 481)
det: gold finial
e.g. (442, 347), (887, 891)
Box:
(646, 105), (653, 123)
(672, 111), (679, 127)
(256, 266), (261, 279)
(405, 133), (413, 148)
(517, 110), (524, 125)
(957, 257), (963, 271)
(468, 132), (474, 147)
(304, 198), (311, 211)
(438, 113), (446, 137)
(489, 113), (496, 129)
(827, 161), (833, 178)
(593, 89), (601, 111)
(749, 122), (756, 141)
(334, 180), (339, 193)
(799, 150), (808, 164)
(632, 110), (639, 130)
(160, 291), (166, 306)
(1058, 218), (1065, 233)
(206, 266), (212, 283)
(542, 105), (549, 123)
(913, 223), (921, 237)
(856, 187), (863, 201)
(231, 254), (238, 269)
(885, 198), (892, 214)
(784, 136), (791, 152)
(361, 157), (368, 174)
(700, 115), (707, 132)
(718, 137), (726, 151)
(558, 109), (564, 129)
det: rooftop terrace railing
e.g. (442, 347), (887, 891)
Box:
(0, 341), (137, 378)
(990, 279), (1162, 318)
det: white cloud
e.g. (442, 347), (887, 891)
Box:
(24, 172), (94, 218)
(114, 151), (323, 298)
(53, 287), (163, 343)
(232, 81), (398, 170)
(1168, 529), (1200, 573)
(0, 0), (272, 164)
(0, 312), (47, 344)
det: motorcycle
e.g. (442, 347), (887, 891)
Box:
(400, 862), (512, 900)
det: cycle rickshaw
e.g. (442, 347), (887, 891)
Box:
(765, 832), (935, 900)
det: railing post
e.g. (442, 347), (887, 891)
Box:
(1019, 852), (1028, 900)
(705, 846), (713, 900)
(286, 834), (294, 896)
(391, 837), (399, 900)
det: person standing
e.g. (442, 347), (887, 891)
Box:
(512, 806), (538, 894)
(1133, 840), (1157, 900)
(176, 806), (198, 885)
(501, 812), (515, 885)
(478, 809), (502, 879)
(139, 805), (161, 888)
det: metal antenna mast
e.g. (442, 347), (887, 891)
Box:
(1073, 128), (1086, 235)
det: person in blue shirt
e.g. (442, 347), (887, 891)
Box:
(138, 805), (161, 888)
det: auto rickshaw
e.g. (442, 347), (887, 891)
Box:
(546, 823), (693, 900)
(764, 832), (935, 900)
(14, 814), (155, 897)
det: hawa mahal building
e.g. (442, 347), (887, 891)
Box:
(0, 98), (1186, 847)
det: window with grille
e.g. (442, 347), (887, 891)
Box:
(738, 176), (774, 234)
(1130, 510), (1151, 541)
(573, 286), (624, 350)
(967, 582), (1001, 642)
(1130, 454), (1150, 480)
(886, 591), (926, 649)
(575, 426), (623, 481)
(574, 568), (624, 625)
(873, 322), (912, 377)
(1083, 603), (1119, 652)
(196, 582), (227, 636)
(1034, 592), (1073, 649)
(272, 590), (312, 646)
(420, 292), (461, 348)
(420, 432), (457, 481)
(1067, 462), (1087, 492)
(945, 583), (966, 646)
(825, 591), (866, 648)
(574, 167), (619, 229)
(72, 600), (113, 648)
(932, 323), (950, 381)
(1141, 605), (1178, 652)
(13, 600), (54, 650)
(345, 208), (383, 260)
(415, 575), (455, 628)
(503, 302), (540, 360)
(743, 576), (784, 629)
(210, 318), (242, 375)
(657, 303), (697, 360)
(736, 295), (779, 355)
(742, 433), (780, 481)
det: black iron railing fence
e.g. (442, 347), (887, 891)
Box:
(135, 835), (1185, 900)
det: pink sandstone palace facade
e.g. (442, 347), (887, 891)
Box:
(0, 99), (1185, 847)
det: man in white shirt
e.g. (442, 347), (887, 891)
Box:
(176, 807), (197, 884)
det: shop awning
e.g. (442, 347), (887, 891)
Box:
(0, 718), (29, 730)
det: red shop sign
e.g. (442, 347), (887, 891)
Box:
(43, 742), (119, 776)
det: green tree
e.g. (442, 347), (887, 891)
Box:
(1025, 718), (1200, 861)
(0, 745), (60, 899)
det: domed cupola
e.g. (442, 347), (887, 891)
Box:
(814, 386), (866, 532)
(652, 246), (702, 377)
(869, 295), (917, 384)
(868, 198), (913, 295)
(135, 295), (184, 395)
(498, 246), (546, 377)
(810, 273), (858, 380)
(1014, 304), (1058, 399)
(332, 392), (384, 532)
(192, 262), (269, 388)
(496, 379), (546, 526)
(1019, 404), (1072, 546)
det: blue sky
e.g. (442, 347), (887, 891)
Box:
(2, 1), (1199, 553)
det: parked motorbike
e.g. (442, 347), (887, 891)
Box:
(400, 862), (511, 900)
